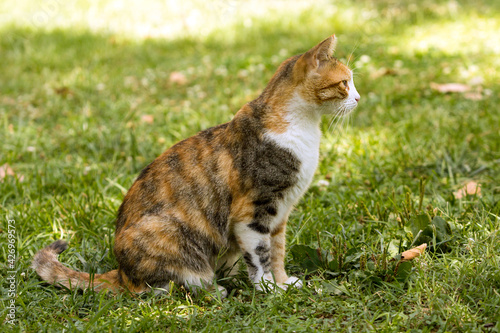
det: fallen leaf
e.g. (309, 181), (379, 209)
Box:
(0, 164), (14, 180)
(0, 164), (24, 182)
(169, 71), (187, 85)
(54, 86), (74, 97)
(454, 181), (481, 199)
(141, 114), (154, 124)
(464, 91), (483, 100)
(370, 67), (399, 79)
(401, 243), (427, 261)
(430, 82), (471, 93)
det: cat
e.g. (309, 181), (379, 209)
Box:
(33, 35), (360, 298)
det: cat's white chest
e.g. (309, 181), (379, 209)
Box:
(274, 127), (320, 194)
(264, 111), (321, 225)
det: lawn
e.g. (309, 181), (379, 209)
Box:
(1, 0), (499, 331)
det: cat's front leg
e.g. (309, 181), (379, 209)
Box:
(234, 220), (302, 291)
(271, 218), (303, 290)
(234, 222), (278, 290)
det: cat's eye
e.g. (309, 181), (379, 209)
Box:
(342, 80), (348, 86)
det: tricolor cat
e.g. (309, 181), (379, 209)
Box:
(33, 35), (360, 298)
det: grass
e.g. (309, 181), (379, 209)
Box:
(1, 0), (499, 331)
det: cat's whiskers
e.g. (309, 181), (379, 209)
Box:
(332, 115), (343, 134)
(330, 106), (348, 133)
(327, 114), (336, 131)
(327, 111), (342, 132)
(332, 100), (358, 134)
(340, 111), (347, 132)
(346, 41), (361, 69)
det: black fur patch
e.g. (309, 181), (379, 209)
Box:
(248, 221), (270, 234)
(165, 152), (182, 170)
(136, 162), (153, 181)
(228, 107), (301, 235)
(255, 242), (271, 273)
(49, 240), (68, 254)
(139, 177), (158, 198)
(142, 202), (165, 217)
(243, 252), (258, 280)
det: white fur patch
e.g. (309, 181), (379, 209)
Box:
(284, 276), (303, 289)
(264, 92), (322, 231)
(342, 72), (360, 115)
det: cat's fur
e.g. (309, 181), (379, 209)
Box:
(33, 35), (360, 297)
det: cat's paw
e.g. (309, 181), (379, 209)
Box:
(255, 276), (303, 292)
(275, 276), (303, 290)
(216, 285), (228, 299)
(283, 276), (303, 289)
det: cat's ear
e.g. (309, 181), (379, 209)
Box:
(304, 35), (337, 69)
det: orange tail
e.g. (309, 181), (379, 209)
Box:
(32, 240), (121, 293)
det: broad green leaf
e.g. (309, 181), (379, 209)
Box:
(290, 244), (323, 272)
(395, 261), (413, 282)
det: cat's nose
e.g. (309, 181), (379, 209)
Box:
(355, 95), (360, 103)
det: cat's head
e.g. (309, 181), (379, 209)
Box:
(292, 35), (360, 116)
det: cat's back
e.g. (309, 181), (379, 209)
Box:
(115, 122), (235, 237)
(115, 105), (306, 234)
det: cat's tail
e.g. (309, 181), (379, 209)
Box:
(32, 240), (121, 293)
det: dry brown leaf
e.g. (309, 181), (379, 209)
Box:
(464, 91), (483, 100)
(430, 82), (471, 93)
(169, 71), (187, 85)
(0, 163), (14, 180)
(454, 181), (481, 199)
(0, 163), (24, 182)
(401, 243), (427, 261)
(141, 114), (154, 124)
(370, 67), (399, 79)
(54, 86), (74, 97)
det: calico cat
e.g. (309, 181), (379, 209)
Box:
(33, 35), (360, 297)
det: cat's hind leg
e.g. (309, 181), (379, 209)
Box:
(152, 270), (227, 299)
(215, 239), (241, 278)
(183, 272), (228, 299)
(115, 214), (227, 298)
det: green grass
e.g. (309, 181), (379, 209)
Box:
(1, 0), (499, 331)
